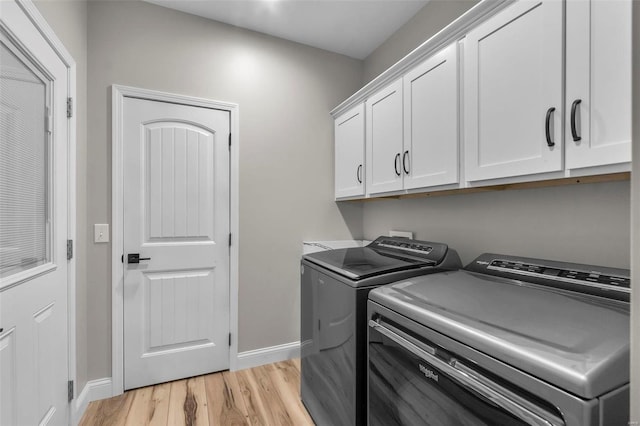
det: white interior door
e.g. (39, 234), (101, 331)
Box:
(0, 1), (70, 424)
(123, 97), (230, 390)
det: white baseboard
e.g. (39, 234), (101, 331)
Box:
(234, 341), (300, 371)
(72, 378), (112, 425)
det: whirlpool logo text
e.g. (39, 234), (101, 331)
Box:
(419, 364), (439, 382)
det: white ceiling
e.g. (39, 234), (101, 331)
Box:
(142, 0), (429, 59)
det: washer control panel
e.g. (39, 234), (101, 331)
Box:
(369, 236), (447, 263)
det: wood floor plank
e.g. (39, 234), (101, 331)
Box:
(148, 382), (172, 426)
(268, 361), (314, 425)
(168, 377), (210, 426)
(124, 385), (154, 426)
(79, 360), (312, 426)
(81, 390), (135, 426)
(78, 398), (100, 426)
(168, 379), (188, 425)
(186, 376), (210, 426)
(235, 368), (267, 426)
(204, 371), (250, 425)
(244, 364), (295, 425)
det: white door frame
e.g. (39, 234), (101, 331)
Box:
(111, 85), (239, 396)
(3, 0), (78, 419)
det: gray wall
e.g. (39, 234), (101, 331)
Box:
(362, 182), (630, 268)
(34, 0), (89, 392)
(363, 0), (478, 84)
(86, 0), (363, 379)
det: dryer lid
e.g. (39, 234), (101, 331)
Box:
(369, 269), (630, 399)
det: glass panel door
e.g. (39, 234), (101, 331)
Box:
(0, 34), (51, 279)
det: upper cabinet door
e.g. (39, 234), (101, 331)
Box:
(565, 0), (631, 170)
(403, 43), (459, 190)
(464, 0), (563, 182)
(335, 103), (365, 199)
(366, 79), (403, 195)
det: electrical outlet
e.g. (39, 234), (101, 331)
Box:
(94, 224), (109, 243)
(389, 230), (413, 239)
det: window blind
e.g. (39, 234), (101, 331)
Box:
(0, 40), (49, 278)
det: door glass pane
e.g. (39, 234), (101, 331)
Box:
(0, 38), (50, 278)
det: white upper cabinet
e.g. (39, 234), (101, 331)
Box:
(366, 79), (404, 195)
(403, 43), (459, 190)
(334, 103), (365, 199)
(464, 0), (564, 182)
(564, 0), (631, 170)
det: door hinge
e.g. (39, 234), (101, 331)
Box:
(229, 233), (232, 247)
(228, 133), (231, 149)
(45, 107), (52, 134)
(67, 240), (73, 260)
(229, 333), (231, 346)
(68, 380), (74, 402)
(67, 97), (73, 118)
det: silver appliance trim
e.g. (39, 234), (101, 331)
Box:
(486, 263), (631, 294)
(305, 257), (360, 279)
(369, 319), (565, 426)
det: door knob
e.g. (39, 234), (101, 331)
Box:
(127, 253), (151, 264)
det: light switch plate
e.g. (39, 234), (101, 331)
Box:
(94, 224), (109, 243)
(389, 230), (413, 239)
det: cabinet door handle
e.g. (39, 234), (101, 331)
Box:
(394, 153), (401, 176)
(356, 164), (362, 184)
(402, 150), (410, 175)
(545, 107), (556, 147)
(570, 99), (582, 142)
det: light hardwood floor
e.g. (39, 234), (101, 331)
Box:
(79, 359), (314, 426)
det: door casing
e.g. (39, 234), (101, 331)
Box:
(111, 85), (240, 396)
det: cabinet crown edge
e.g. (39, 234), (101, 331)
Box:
(330, 0), (514, 118)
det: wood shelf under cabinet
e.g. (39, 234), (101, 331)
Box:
(339, 172), (630, 203)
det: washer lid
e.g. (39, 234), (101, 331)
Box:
(369, 270), (630, 399)
(303, 236), (450, 280)
(303, 246), (429, 280)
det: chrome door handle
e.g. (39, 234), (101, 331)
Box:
(127, 253), (151, 264)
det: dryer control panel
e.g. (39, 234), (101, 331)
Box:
(466, 253), (630, 302)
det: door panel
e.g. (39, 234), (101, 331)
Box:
(146, 124), (215, 240)
(366, 79), (403, 195)
(0, 329), (17, 425)
(404, 43), (459, 189)
(464, 0), (563, 181)
(123, 97), (230, 390)
(565, 0), (631, 169)
(145, 269), (216, 351)
(0, 1), (69, 424)
(335, 104), (365, 199)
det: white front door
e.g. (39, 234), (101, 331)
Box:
(123, 97), (230, 390)
(0, 1), (70, 424)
